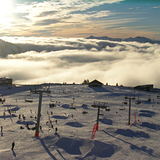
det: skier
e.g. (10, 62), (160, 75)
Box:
(1, 126), (3, 136)
(18, 114), (21, 120)
(26, 123), (30, 130)
(55, 127), (58, 135)
(3, 112), (6, 120)
(40, 125), (43, 133)
(11, 141), (15, 150)
(22, 115), (26, 121)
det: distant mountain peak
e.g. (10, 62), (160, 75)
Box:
(86, 36), (160, 44)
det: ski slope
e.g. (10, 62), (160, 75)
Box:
(0, 84), (160, 160)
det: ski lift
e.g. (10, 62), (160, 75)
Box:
(135, 100), (141, 104)
(157, 95), (160, 99)
(123, 101), (128, 105)
(119, 103), (125, 110)
(0, 96), (5, 104)
(49, 103), (55, 108)
(49, 95), (54, 102)
(25, 94), (33, 103)
(105, 106), (110, 111)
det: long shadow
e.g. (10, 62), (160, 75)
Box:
(100, 118), (112, 125)
(56, 149), (66, 160)
(9, 106), (20, 112)
(52, 115), (68, 120)
(65, 122), (84, 128)
(140, 122), (160, 131)
(12, 150), (16, 157)
(0, 114), (17, 119)
(103, 130), (158, 158)
(115, 129), (150, 138)
(139, 110), (156, 117)
(16, 120), (35, 125)
(130, 145), (154, 155)
(39, 138), (57, 160)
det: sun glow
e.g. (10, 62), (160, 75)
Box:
(0, 0), (14, 26)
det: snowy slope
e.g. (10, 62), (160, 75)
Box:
(0, 84), (160, 160)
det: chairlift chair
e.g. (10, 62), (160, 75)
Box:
(123, 101), (128, 105)
(25, 94), (33, 103)
(135, 100), (141, 104)
(49, 95), (54, 102)
(49, 103), (55, 108)
(105, 106), (110, 111)
(119, 104), (125, 110)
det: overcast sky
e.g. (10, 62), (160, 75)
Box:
(0, 0), (160, 39)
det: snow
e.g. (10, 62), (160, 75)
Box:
(0, 84), (160, 160)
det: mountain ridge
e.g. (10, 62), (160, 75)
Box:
(86, 35), (160, 44)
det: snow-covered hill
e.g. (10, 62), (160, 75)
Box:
(0, 84), (160, 160)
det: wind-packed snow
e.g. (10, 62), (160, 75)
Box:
(0, 84), (160, 160)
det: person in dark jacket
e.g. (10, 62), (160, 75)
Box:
(11, 141), (15, 150)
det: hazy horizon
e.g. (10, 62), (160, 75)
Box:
(0, 36), (160, 87)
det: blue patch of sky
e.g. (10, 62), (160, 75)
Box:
(72, 0), (160, 32)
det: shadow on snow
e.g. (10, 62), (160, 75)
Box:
(65, 122), (84, 128)
(103, 130), (158, 158)
(139, 110), (156, 117)
(115, 129), (150, 138)
(100, 118), (113, 125)
(140, 122), (160, 131)
(52, 115), (68, 120)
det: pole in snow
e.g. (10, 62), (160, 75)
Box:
(35, 92), (43, 137)
(96, 106), (100, 130)
(31, 87), (51, 137)
(125, 96), (135, 125)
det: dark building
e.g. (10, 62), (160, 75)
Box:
(0, 77), (13, 86)
(88, 80), (103, 87)
(134, 84), (154, 91)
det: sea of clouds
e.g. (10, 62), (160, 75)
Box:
(0, 37), (160, 87)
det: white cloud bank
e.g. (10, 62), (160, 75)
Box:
(0, 37), (160, 87)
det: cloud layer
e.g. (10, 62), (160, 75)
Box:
(0, 37), (160, 87)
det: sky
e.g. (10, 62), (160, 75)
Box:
(0, 0), (160, 39)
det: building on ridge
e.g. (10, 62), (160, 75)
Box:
(88, 80), (103, 87)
